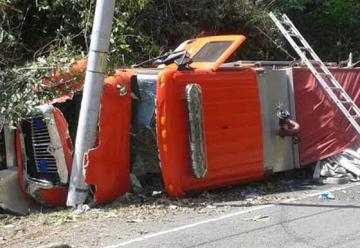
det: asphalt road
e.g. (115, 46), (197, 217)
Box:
(106, 183), (360, 248)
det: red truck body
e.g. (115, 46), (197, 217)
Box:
(9, 35), (360, 206)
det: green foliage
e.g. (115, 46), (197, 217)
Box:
(0, 0), (155, 125)
(274, 0), (360, 61)
(108, 5), (159, 67)
(1, 0), (360, 125)
(0, 1), (23, 66)
(125, 0), (310, 60)
(2, 0), (360, 66)
(0, 39), (83, 126)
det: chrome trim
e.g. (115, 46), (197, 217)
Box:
(44, 108), (69, 183)
(25, 176), (54, 197)
(185, 83), (208, 179)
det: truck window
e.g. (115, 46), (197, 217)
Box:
(192, 41), (233, 62)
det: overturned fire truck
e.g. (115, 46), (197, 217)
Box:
(2, 33), (360, 208)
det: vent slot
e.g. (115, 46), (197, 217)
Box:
(31, 117), (58, 174)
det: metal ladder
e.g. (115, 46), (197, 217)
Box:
(269, 12), (360, 135)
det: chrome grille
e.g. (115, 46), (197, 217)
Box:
(31, 117), (58, 173)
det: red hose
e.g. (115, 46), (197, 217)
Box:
(279, 118), (300, 138)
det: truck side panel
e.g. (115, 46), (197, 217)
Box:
(293, 68), (360, 165)
(157, 68), (264, 196)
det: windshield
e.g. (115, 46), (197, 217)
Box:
(192, 41), (233, 62)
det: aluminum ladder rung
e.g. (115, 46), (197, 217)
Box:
(309, 60), (319, 64)
(330, 87), (342, 91)
(319, 72), (334, 79)
(299, 46), (309, 50)
(289, 33), (301, 38)
(269, 11), (360, 135)
(280, 21), (292, 26)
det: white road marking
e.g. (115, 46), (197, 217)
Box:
(104, 182), (360, 248)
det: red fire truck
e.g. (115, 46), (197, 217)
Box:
(5, 35), (360, 206)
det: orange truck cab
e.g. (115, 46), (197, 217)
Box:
(13, 35), (360, 206)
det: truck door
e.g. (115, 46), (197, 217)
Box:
(156, 36), (264, 196)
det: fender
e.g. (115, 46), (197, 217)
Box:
(84, 70), (132, 203)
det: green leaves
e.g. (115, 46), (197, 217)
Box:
(0, 39), (83, 126)
(1, 0), (360, 126)
(275, 0), (360, 62)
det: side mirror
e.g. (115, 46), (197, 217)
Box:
(175, 57), (193, 70)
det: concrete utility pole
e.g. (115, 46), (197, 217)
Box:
(67, 0), (116, 207)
